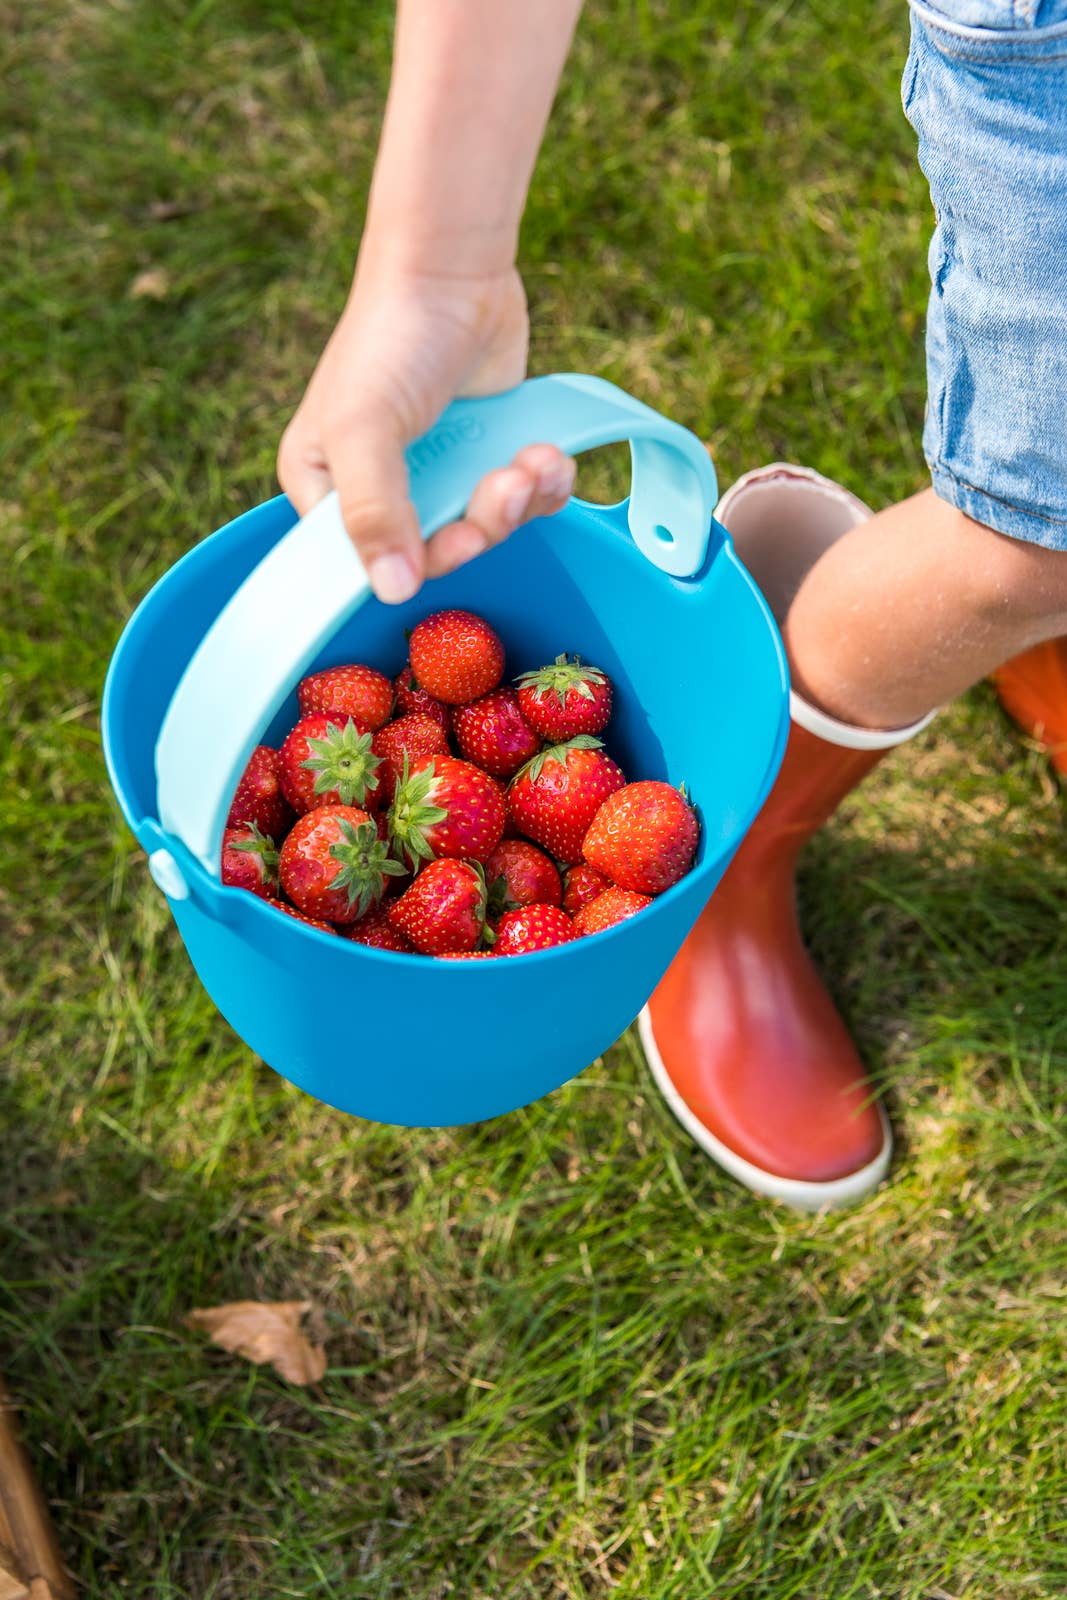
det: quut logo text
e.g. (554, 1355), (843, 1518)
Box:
(408, 416), (486, 475)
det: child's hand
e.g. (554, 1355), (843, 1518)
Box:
(278, 263), (576, 604)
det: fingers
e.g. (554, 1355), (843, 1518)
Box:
(424, 444), (576, 580)
(280, 412), (577, 599)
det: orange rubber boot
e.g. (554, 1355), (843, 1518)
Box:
(991, 641), (1067, 778)
(639, 466), (935, 1210)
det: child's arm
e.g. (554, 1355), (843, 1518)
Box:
(278, 0), (584, 604)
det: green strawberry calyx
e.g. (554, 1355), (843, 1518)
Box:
(484, 867), (516, 923)
(516, 654), (607, 710)
(465, 861), (494, 946)
(511, 735), (604, 787)
(388, 755), (449, 867)
(229, 820), (280, 887)
(300, 719), (381, 806)
(327, 819), (406, 916)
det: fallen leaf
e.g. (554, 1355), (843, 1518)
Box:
(186, 1300), (326, 1386)
(147, 199), (197, 222)
(129, 268), (170, 300)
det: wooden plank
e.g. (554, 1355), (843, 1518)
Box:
(0, 1381), (73, 1600)
(0, 1541), (31, 1600)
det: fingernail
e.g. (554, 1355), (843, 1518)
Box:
(504, 480), (534, 527)
(368, 552), (419, 605)
(540, 457), (577, 503)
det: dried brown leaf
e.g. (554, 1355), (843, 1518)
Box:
(147, 199), (198, 222)
(186, 1300), (326, 1386)
(129, 268), (170, 300)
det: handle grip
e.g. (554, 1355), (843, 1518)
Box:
(156, 373), (717, 875)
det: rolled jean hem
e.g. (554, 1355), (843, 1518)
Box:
(929, 464), (1067, 552)
(909, 3), (1067, 58)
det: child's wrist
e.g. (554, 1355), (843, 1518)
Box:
(357, 208), (518, 286)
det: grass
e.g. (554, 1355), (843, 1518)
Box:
(2, 0), (1066, 1595)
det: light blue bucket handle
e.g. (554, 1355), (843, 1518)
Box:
(156, 372), (717, 875)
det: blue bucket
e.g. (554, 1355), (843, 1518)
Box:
(102, 374), (789, 1126)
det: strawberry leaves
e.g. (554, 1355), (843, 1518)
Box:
(515, 735), (604, 785)
(387, 755), (449, 867)
(326, 817), (406, 918)
(516, 653), (607, 709)
(300, 719), (381, 808)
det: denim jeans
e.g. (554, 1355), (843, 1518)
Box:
(905, 0), (1067, 548)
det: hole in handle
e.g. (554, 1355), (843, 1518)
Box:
(573, 442), (632, 506)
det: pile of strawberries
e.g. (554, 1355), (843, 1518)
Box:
(222, 609), (698, 957)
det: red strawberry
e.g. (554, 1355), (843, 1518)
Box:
(516, 655), (612, 741)
(279, 805), (405, 923)
(393, 665), (452, 735)
(340, 903), (415, 953)
(227, 745), (294, 839)
(298, 663), (394, 730)
(408, 609), (504, 705)
(388, 859), (487, 955)
(562, 862), (611, 917)
(272, 903), (337, 935)
(279, 715), (382, 815)
(453, 688), (541, 777)
(492, 904), (576, 957)
(583, 781), (699, 895)
(389, 755), (505, 867)
(372, 712), (450, 803)
(485, 840), (561, 919)
(221, 822), (280, 899)
(573, 886), (651, 937)
(508, 737), (626, 864)
(488, 775), (519, 838)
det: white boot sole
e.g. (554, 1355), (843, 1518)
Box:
(637, 1006), (892, 1212)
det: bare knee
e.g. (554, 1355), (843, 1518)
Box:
(943, 499), (1067, 628)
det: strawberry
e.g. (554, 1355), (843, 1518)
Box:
(582, 781), (699, 895)
(492, 904), (576, 957)
(340, 903), (415, 953)
(393, 665), (452, 735)
(469, 772), (518, 838)
(279, 715), (382, 815)
(453, 688), (541, 777)
(298, 663), (394, 730)
(371, 712), (451, 803)
(485, 840), (561, 919)
(437, 950), (495, 960)
(389, 755), (505, 867)
(279, 805), (405, 922)
(516, 655), (612, 741)
(388, 859), (487, 955)
(408, 609), (505, 705)
(573, 886), (651, 937)
(272, 903), (337, 935)
(507, 737), (626, 864)
(562, 862), (611, 917)
(227, 745), (294, 840)
(221, 822), (280, 899)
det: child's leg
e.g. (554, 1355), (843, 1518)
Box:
(642, 2), (1067, 1206)
(782, 490), (1067, 730)
(784, 2), (1067, 733)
